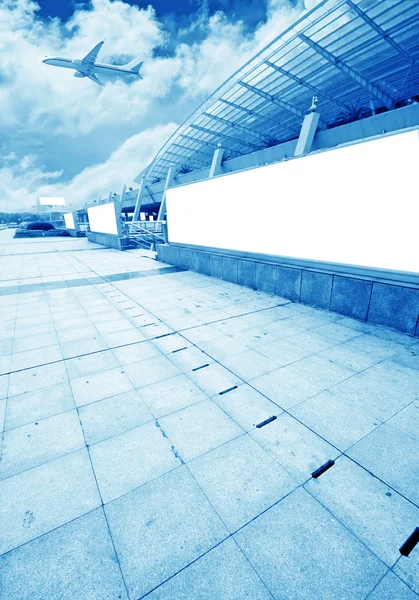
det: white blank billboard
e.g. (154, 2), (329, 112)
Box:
(39, 197), (66, 206)
(87, 203), (119, 235)
(167, 130), (419, 274)
(64, 213), (75, 230)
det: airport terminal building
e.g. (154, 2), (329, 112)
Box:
(76, 0), (419, 337)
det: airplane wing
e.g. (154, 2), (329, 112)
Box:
(81, 41), (104, 66)
(86, 72), (105, 86)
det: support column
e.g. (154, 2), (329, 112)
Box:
(209, 144), (224, 177)
(294, 110), (320, 157)
(119, 184), (126, 206)
(157, 166), (175, 221)
(132, 177), (146, 221)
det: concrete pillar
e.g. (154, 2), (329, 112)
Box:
(157, 166), (175, 221)
(120, 184), (126, 205)
(132, 177), (146, 221)
(294, 111), (320, 157)
(209, 144), (225, 177)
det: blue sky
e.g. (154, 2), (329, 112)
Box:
(0, 0), (307, 211)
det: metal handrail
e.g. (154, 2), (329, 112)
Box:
(125, 220), (167, 249)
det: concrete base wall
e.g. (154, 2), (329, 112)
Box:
(157, 244), (419, 337)
(87, 232), (130, 250)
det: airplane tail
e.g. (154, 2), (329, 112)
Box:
(126, 57), (143, 77)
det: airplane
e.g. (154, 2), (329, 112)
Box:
(43, 41), (143, 86)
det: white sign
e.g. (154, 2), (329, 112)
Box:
(64, 213), (75, 230)
(87, 203), (119, 235)
(166, 130), (419, 275)
(39, 197), (66, 206)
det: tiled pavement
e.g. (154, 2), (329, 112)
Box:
(0, 230), (418, 600)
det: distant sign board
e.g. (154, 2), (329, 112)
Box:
(39, 197), (66, 206)
(64, 213), (75, 230)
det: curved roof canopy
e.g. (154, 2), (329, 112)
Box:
(144, 0), (419, 183)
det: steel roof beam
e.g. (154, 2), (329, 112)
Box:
(299, 33), (395, 108)
(219, 98), (295, 134)
(203, 112), (267, 142)
(163, 149), (207, 168)
(172, 141), (214, 159)
(190, 124), (260, 150)
(345, 0), (418, 67)
(238, 80), (321, 129)
(179, 133), (241, 158)
(264, 60), (347, 109)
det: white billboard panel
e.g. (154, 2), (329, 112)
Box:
(39, 197), (66, 206)
(166, 130), (419, 274)
(64, 213), (75, 230)
(87, 203), (119, 235)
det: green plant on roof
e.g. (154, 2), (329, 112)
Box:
(261, 134), (280, 148)
(178, 164), (193, 174)
(332, 100), (371, 127)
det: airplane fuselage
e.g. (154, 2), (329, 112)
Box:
(43, 57), (139, 77)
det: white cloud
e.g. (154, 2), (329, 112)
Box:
(0, 0), (304, 211)
(0, 123), (177, 212)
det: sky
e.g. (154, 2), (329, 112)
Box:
(0, 0), (313, 212)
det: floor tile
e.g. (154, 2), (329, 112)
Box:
(60, 336), (108, 359)
(328, 372), (412, 421)
(250, 366), (323, 410)
(4, 382), (75, 430)
(145, 538), (272, 600)
(347, 421), (419, 505)
(256, 337), (313, 366)
(151, 333), (190, 354)
(79, 390), (153, 445)
(123, 355), (180, 389)
(89, 420), (181, 503)
(0, 449), (100, 555)
(288, 355), (356, 389)
(159, 400), (243, 462)
(189, 435), (298, 532)
(305, 456), (419, 566)
(112, 340), (161, 366)
(57, 326), (101, 344)
(0, 410), (85, 479)
(250, 413), (339, 483)
(394, 548), (419, 596)
(70, 367), (133, 407)
(316, 343), (384, 372)
(138, 374), (208, 418)
(343, 334), (404, 362)
(214, 384), (281, 431)
(362, 359), (419, 398)
(105, 466), (228, 599)
(0, 509), (128, 600)
(200, 336), (250, 360)
(166, 345), (213, 372)
(0, 374), (8, 399)
(0, 398), (5, 433)
(312, 322), (363, 342)
(222, 349), (281, 381)
(366, 572), (418, 600)
(10, 345), (63, 372)
(102, 329), (145, 347)
(291, 390), (382, 451)
(235, 488), (387, 600)
(65, 350), (119, 380)
(187, 363), (242, 397)
(8, 362), (68, 397)
(285, 330), (339, 352)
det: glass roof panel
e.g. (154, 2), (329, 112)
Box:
(144, 0), (419, 183)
